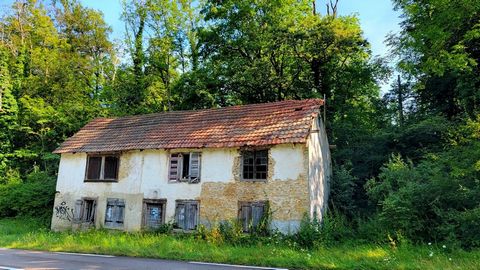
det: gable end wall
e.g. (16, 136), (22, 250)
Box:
(307, 116), (332, 221)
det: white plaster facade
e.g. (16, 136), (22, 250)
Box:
(51, 116), (331, 234)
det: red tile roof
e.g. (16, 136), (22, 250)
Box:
(53, 99), (324, 153)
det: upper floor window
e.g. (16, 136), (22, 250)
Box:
(168, 152), (201, 183)
(241, 149), (268, 181)
(85, 154), (119, 181)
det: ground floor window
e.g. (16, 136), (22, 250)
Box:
(142, 199), (166, 229)
(238, 201), (268, 232)
(73, 198), (97, 224)
(105, 198), (125, 228)
(175, 200), (199, 230)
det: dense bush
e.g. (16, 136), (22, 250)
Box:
(0, 171), (56, 223)
(365, 119), (480, 248)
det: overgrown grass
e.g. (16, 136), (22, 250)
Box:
(1, 218), (479, 270)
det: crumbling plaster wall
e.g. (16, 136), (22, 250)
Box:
(52, 144), (311, 234)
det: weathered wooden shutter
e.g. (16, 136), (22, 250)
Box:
(175, 203), (185, 229)
(142, 202), (148, 228)
(105, 199), (115, 227)
(116, 199), (125, 226)
(189, 152), (201, 183)
(88, 200), (97, 223)
(145, 204), (162, 228)
(252, 203), (265, 228)
(241, 205), (252, 232)
(186, 202), (198, 230)
(73, 199), (84, 222)
(169, 154), (182, 181)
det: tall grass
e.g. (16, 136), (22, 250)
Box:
(1, 218), (479, 269)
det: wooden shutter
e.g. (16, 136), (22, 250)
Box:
(116, 200), (125, 225)
(88, 200), (97, 223)
(73, 199), (84, 223)
(252, 203), (265, 228)
(169, 154), (182, 181)
(240, 204), (252, 232)
(105, 199), (115, 227)
(189, 152), (201, 183)
(186, 202), (198, 230)
(175, 203), (185, 229)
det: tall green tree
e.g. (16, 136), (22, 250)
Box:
(390, 0), (480, 118)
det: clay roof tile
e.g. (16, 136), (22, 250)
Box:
(53, 99), (324, 153)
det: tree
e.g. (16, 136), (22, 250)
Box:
(389, 0), (480, 119)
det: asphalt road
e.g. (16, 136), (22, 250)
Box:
(0, 248), (287, 270)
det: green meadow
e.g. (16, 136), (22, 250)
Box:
(1, 218), (479, 270)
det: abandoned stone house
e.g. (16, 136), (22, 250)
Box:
(51, 99), (331, 234)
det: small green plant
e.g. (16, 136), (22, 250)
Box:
(295, 213), (322, 249)
(154, 220), (174, 234)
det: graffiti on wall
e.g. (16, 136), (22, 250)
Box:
(54, 201), (74, 221)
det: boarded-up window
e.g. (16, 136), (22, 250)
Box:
(238, 201), (268, 232)
(73, 198), (97, 224)
(85, 155), (119, 181)
(168, 152), (201, 183)
(142, 199), (166, 229)
(105, 198), (125, 228)
(241, 149), (268, 180)
(175, 200), (199, 230)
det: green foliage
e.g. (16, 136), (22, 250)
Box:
(0, 171), (56, 223)
(390, 0), (480, 118)
(330, 164), (358, 216)
(153, 220), (174, 234)
(365, 119), (480, 247)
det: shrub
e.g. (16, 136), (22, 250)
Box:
(294, 211), (354, 248)
(0, 171), (56, 223)
(365, 127), (480, 248)
(154, 220), (174, 234)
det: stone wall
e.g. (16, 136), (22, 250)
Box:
(198, 145), (309, 233)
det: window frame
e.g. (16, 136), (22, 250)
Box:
(174, 200), (199, 231)
(142, 199), (167, 230)
(168, 152), (201, 183)
(240, 148), (269, 181)
(238, 201), (268, 232)
(104, 198), (125, 229)
(73, 197), (98, 225)
(84, 154), (120, 182)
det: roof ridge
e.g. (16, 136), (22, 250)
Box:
(98, 98), (323, 121)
